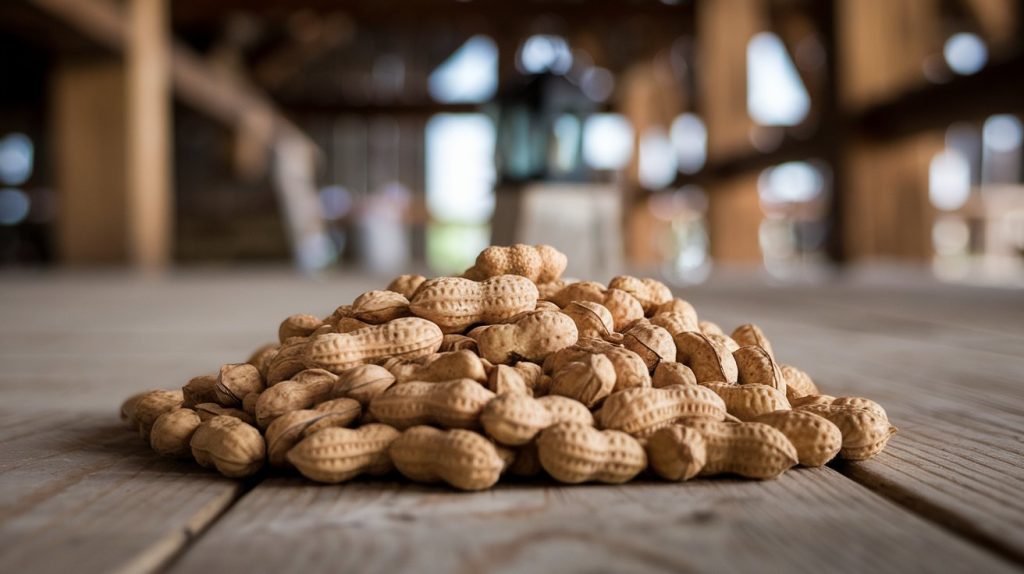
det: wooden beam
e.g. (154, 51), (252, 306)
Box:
(126, 0), (172, 268)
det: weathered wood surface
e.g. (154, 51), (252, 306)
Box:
(0, 270), (1022, 573)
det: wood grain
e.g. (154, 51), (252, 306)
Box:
(169, 470), (1017, 574)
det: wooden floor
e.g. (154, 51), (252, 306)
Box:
(1, 269), (1022, 573)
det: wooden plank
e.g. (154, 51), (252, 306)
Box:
(0, 411), (241, 574)
(168, 470), (1015, 574)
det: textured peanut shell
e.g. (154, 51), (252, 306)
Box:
(486, 364), (532, 395)
(190, 416), (265, 478)
(699, 320), (725, 338)
(536, 280), (567, 301)
(254, 370), (337, 428)
(396, 350), (487, 384)
(266, 337), (311, 385)
(797, 404), (896, 460)
(734, 345), (786, 395)
(645, 425), (707, 481)
(622, 321), (676, 370)
(549, 281), (606, 307)
(150, 408), (202, 458)
(463, 244), (567, 284)
(536, 422), (647, 484)
(279, 314), (323, 343)
(439, 334), (478, 353)
(481, 394), (593, 446)
(751, 410), (842, 467)
(706, 333), (740, 353)
(650, 311), (699, 337)
(121, 391), (147, 429)
(246, 343), (279, 380)
(476, 310), (578, 364)
(601, 288), (645, 332)
(548, 354), (616, 408)
(134, 389), (184, 440)
(732, 323), (775, 359)
(652, 299), (699, 329)
(194, 403), (256, 426)
(607, 276), (673, 314)
(266, 401), (364, 467)
(562, 301), (614, 339)
(544, 339), (651, 392)
(780, 364), (819, 400)
(288, 424), (400, 483)
(304, 317), (443, 373)
(331, 364), (396, 406)
(389, 426), (509, 490)
(674, 331), (739, 383)
(409, 275), (539, 333)
(386, 274), (427, 299)
(214, 363), (264, 407)
(369, 378), (496, 429)
(702, 382), (790, 421)
(352, 290), (411, 324)
(182, 374), (218, 408)
(652, 362), (697, 388)
(686, 420), (798, 479)
(597, 384), (727, 437)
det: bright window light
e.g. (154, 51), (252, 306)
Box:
(983, 114), (1023, 153)
(944, 33), (987, 76)
(0, 188), (30, 225)
(747, 32), (811, 126)
(758, 161), (824, 204)
(580, 66), (615, 102)
(929, 150), (971, 211)
(518, 35), (573, 75)
(426, 113), (496, 224)
(0, 133), (33, 186)
(428, 35), (498, 104)
(670, 113), (707, 174)
(582, 114), (634, 170)
(553, 114), (581, 173)
(638, 126), (677, 190)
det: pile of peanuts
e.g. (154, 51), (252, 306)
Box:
(121, 244), (897, 490)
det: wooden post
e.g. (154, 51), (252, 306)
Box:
(126, 0), (172, 268)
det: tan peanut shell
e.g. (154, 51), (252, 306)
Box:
(601, 288), (645, 331)
(686, 420), (798, 479)
(645, 425), (707, 481)
(254, 368), (337, 428)
(395, 350), (487, 384)
(182, 374), (218, 408)
(352, 290), (411, 324)
(246, 343), (279, 380)
(706, 333), (740, 353)
(194, 403), (256, 426)
(304, 317), (443, 373)
(831, 396), (889, 420)
(536, 280), (567, 301)
(331, 364), (397, 405)
(751, 410), (842, 467)
(190, 415), (265, 478)
(266, 337), (311, 385)
(562, 301), (614, 338)
(506, 442), (544, 477)
(481, 394), (593, 446)
(288, 424), (400, 483)
(279, 314), (323, 343)
(650, 311), (699, 337)
(701, 382), (790, 421)
(386, 274), (426, 299)
(410, 275), (538, 333)
(134, 389), (184, 440)
(214, 363), (264, 407)
(621, 321), (676, 370)
(121, 391), (147, 429)
(486, 364), (532, 395)
(548, 281), (606, 307)
(536, 422), (647, 484)
(780, 364), (819, 400)
(652, 299), (699, 328)
(652, 361), (697, 388)
(549, 354), (616, 408)
(607, 276), (673, 314)
(264, 400), (363, 467)
(439, 334), (478, 353)
(699, 320), (725, 338)
(796, 403), (896, 460)
(734, 345), (786, 395)
(545, 338), (652, 392)
(463, 244), (567, 283)
(597, 384), (727, 437)
(476, 310), (578, 364)
(674, 331), (739, 383)
(369, 378), (496, 429)
(241, 392), (260, 417)
(150, 408), (202, 458)
(389, 426), (510, 490)
(732, 323), (775, 359)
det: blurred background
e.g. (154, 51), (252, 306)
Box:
(0, 0), (1022, 285)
